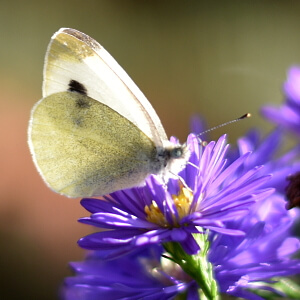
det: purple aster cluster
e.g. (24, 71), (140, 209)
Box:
(62, 67), (300, 299)
(64, 195), (300, 300)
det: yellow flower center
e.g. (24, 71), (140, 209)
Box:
(172, 186), (194, 219)
(145, 201), (168, 227)
(145, 184), (194, 227)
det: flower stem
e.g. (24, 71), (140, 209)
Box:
(164, 231), (219, 300)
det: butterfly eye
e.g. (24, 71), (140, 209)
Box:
(171, 147), (184, 158)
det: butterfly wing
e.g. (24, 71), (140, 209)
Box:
(43, 28), (168, 147)
(28, 91), (160, 197)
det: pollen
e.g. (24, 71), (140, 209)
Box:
(172, 186), (194, 219)
(145, 201), (168, 227)
(145, 184), (194, 227)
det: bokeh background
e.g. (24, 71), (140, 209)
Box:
(1, 1), (300, 299)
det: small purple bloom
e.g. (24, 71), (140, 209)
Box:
(262, 66), (300, 136)
(78, 134), (272, 257)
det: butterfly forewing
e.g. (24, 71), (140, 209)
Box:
(43, 28), (168, 147)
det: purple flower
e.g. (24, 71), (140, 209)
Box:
(63, 247), (197, 300)
(191, 113), (300, 208)
(63, 192), (300, 300)
(231, 128), (300, 194)
(262, 66), (300, 136)
(210, 193), (300, 299)
(189, 114), (208, 141)
(78, 134), (272, 257)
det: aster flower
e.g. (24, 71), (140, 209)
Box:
(191, 113), (300, 207)
(189, 114), (208, 142)
(78, 134), (273, 258)
(231, 128), (300, 194)
(211, 193), (300, 299)
(63, 247), (196, 300)
(262, 66), (300, 136)
(63, 191), (300, 300)
(229, 127), (300, 212)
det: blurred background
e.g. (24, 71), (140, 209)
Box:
(1, 0), (300, 299)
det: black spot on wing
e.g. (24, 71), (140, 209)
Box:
(75, 97), (91, 109)
(68, 79), (88, 95)
(73, 118), (83, 126)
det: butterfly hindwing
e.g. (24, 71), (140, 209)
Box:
(28, 91), (160, 197)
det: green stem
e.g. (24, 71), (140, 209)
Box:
(164, 231), (219, 300)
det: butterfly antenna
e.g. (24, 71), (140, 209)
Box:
(197, 113), (251, 137)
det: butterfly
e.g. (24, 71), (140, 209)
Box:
(28, 28), (189, 198)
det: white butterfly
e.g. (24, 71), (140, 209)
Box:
(28, 28), (189, 198)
